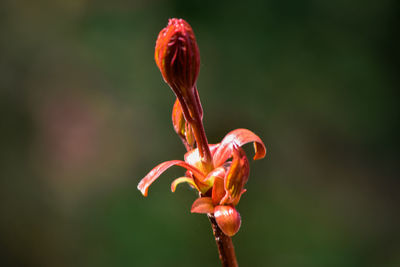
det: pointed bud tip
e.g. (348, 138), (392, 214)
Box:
(155, 18), (200, 99)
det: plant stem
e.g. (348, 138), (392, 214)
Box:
(178, 88), (234, 265)
(188, 91), (213, 165)
(208, 214), (239, 267)
(176, 89), (213, 166)
(191, 120), (213, 165)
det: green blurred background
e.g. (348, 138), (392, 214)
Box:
(1, 0), (399, 266)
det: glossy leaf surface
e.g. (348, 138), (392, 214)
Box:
(213, 129), (266, 167)
(191, 197), (214, 214)
(214, 205), (241, 237)
(138, 160), (205, 196)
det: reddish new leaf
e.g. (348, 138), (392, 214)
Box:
(191, 197), (215, 214)
(138, 160), (205, 197)
(171, 177), (199, 192)
(222, 146), (249, 204)
(212, 176), (225, 205)
(213, 128), (266, 167)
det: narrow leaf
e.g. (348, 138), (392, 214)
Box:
(223, 146), (249, 204)
(213, 128), (266, 167)
(138, 160), (205, 197)
(171, 177), (199, 192)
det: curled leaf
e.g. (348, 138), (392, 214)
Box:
(138, 160), (205, 197)
(171, 177), (199, 192)
(191, 197), (214, 214)
(213, 128), (266, 167)
(232, 189), (247, 206)
(222, 146), (249, 204)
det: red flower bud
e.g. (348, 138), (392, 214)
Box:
(155, 18), (200, 99)
(214, 205), (241, 237)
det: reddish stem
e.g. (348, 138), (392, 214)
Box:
(177, 89), (213, 166)
(208, 214), (239, 267)
(178, 87), (235, 266)
(191, 120), (212, 164)
(189, 90), (213, 165)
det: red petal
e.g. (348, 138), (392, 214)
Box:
(191, 197), (215, 214)
(214, 205), (241, 237)
(213, 129), (266, 167)
(138, 160), (205, 196)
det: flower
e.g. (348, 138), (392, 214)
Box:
(137, 128), (266, 236)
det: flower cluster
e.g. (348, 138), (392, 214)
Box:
(138, 18), (266, 237)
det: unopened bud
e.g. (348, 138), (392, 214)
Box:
(155, 18), (200, 99)
(214, 205), (241, 237)
(172, 98), (195, 148)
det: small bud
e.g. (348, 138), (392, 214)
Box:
(172, 98), (186, 138)
(214, 205), (241, 237)
(155, 18), (200, 100)
(172, 99), (195, 148)
(185, 120), (195, 147)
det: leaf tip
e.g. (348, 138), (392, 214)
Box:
(137, 181), (149, 197)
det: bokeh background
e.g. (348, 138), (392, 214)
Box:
(1, 0), (399, 266)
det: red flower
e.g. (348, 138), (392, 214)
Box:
(138, 129), (266, 236)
